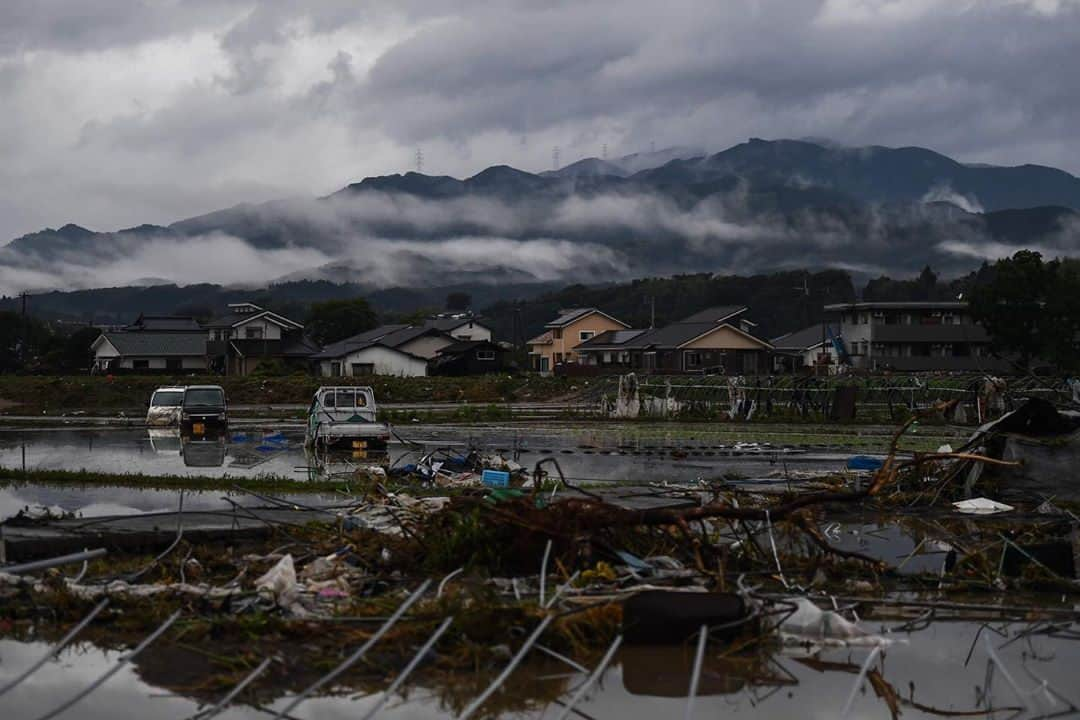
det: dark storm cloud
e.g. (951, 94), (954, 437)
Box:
(2, 0), (1080, 253)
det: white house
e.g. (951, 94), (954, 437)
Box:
(425, 315), (494, 342)
(204, 302), (310, 375)
(312, 324), (457, 377)
(91, 332), (207, 373)
(771, 324), (841, 372)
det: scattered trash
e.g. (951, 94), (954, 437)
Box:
(952, 498), (1014, 515)
(778, 597), (892, 648)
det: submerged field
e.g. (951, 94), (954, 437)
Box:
(1, 409), (1077, 719)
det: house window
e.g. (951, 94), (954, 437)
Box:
(133, 359), (150, 370)
(476, 350), (496, 361)
(330, 361), (342, 377)
(166, 357), (181, 371)
(351, 363), (374, 376)
(245, 327), (263, 339)
(685, 351), (701, 367)
(552, 328), (563, 339)
(554, 353), (564, 364)
(540, 357), (550, 372)
(579, 330), (595, 342)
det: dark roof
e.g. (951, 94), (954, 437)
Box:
(204, 306), (303, 330)
(100, 332), (205, 356)
(281, 334), (322, 357)
(544, 307), (626, 328)
(615, 321), (772, 350)
(575, 329), (648, 351)
(437, 339), (503, 355)
(825, 301), (968, 311)
(772, 325), (839, 350)
(677, 305), (747, 324)
(123, 315), (202, 332)
(425, 316), (491, 332)
(623, 323), (717, 349)
(312, 324), (446, 360)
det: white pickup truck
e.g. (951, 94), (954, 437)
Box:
(305, 386), (390, 450)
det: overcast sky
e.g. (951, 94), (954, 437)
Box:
(1, 0), (1079, 241)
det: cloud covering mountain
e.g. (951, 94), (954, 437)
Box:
(3, 138), (1080, 297)
(3, 0), (1080, 249)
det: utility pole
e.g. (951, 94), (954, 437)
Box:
(19, 291), (29, 369)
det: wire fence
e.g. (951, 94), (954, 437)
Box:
(575, 373), (1076, 424)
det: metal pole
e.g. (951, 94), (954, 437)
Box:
(358, 616), (455, 720)
(684, 624), (708, 720)
(458, 615), (554, 720)
(0, 599), (110, 697)
(554, 635), (623, 720)
(2, 548), (107, 575)
(272, 579), (432, 719)
(32, 610), (181, 720)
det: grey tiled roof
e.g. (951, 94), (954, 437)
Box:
(772, 325), (839, 350)
(677, 305), (747, 324)
(312, 324), (446, 359)
(545, 308), (596, 327)
(103, 332), (206, 356)
(575, 329), (647, 350)
(425, 316), (490, 332)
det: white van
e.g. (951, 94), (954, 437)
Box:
(146, 386), (186, 427)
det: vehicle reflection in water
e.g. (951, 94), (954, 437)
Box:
(147, 429), (181, 456)
(180, 433), (227, 468)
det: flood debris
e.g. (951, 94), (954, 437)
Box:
(2, 401), (1080, 719)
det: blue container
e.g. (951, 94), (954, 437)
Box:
(847, 455), (884, 471)
(482, 469), (511, 487)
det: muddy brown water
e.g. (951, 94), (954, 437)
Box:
(1, 619), (1077, 719)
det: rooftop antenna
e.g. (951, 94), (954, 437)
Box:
(552, 146), (560, 170)
(415, 148), (423, 173)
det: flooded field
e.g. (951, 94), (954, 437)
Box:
(2, 618), (1077, 719)
(0, 421), (942, 521)
(1, 409), (1076, 720)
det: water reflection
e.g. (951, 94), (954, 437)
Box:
(0, 425), (858, 485)
(1, 620), (1076, 719)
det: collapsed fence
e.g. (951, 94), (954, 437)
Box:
(579, 373), (1078, 423)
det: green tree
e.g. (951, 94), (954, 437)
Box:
(968, 251), (1080, 372)
(305, 297), (378, 346)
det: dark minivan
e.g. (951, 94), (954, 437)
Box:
(181, 384), (228, 435)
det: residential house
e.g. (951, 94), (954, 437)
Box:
(424, 314), (494, 342)
(204, 303), (312, 375)
(526, 308), (629, 373)
(312, 324), (457, 377)
(825, 301), (1010, 372)
(771, 324), (841, 373)
(430, 339), (509, 376)
(91, 315), (207, 373)
(575, 306), (773, 374)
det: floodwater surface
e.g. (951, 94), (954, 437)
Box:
(0, 619), (1076, 719)
(0, 424), (868, 483)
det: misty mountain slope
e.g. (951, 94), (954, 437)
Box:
(635, 138), (1080, 211)
(3, 138), (1080, 298)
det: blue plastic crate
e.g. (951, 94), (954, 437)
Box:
(482, 469), (510, 487)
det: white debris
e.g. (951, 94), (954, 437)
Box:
(953, 498), (1014, 515)
(779, 597), (892, 647)
(255, 554), (298, 597)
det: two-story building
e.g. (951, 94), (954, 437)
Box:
(574, 306), (773, 374)
(526, 308), (630, 373)
(204, 303), (315, 375)
(825, 301), (1010, 372)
